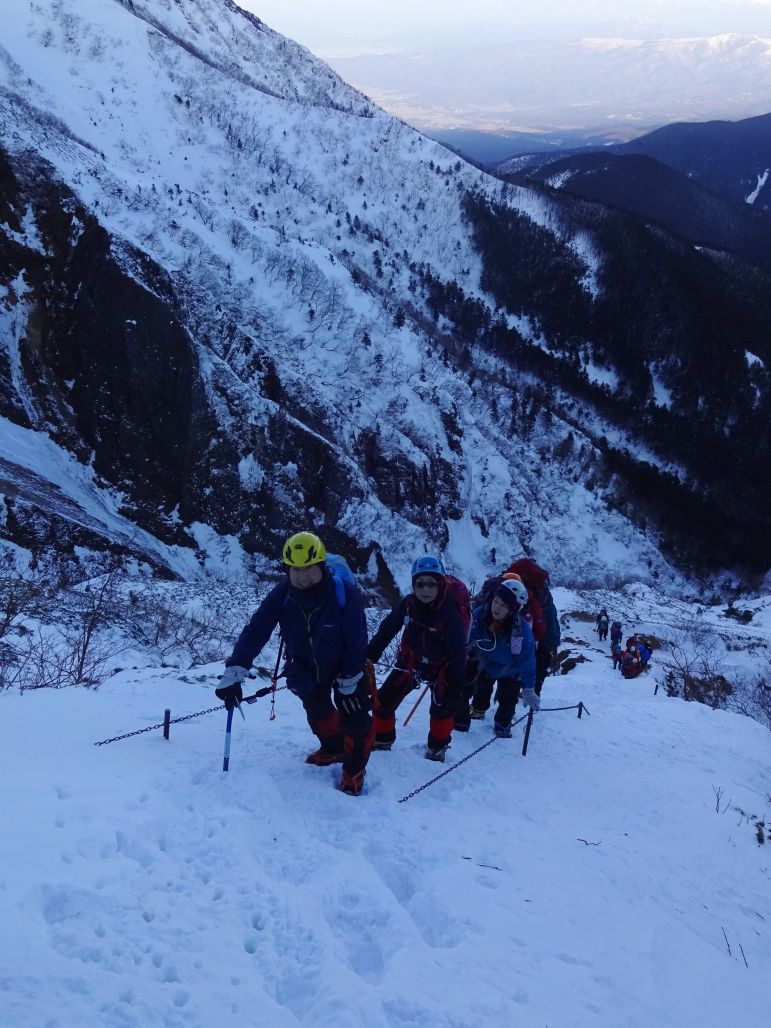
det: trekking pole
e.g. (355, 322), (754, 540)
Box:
(268, 635), (285, 721)
(222, 705), (234, 772)
(403, 679), (429, 726)
(521, 708), (534, 756)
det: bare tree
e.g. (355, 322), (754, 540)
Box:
(660, 635), (732, 709)
(730, 669), (771, 730)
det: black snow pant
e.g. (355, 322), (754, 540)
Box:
(374, 667), (456, 751)
(469, 670), (521, 729)
(301, 682), (374, 775)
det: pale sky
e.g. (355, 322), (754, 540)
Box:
(242, 1), (771, 51)
(239, 1), (771, 136)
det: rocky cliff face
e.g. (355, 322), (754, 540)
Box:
(0, 146), (457, 589)
(1, 150), (208, 545)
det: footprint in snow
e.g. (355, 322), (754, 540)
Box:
(364, 845), (418, 905)
(321, 884), (391, 983)
(406, 889), (465, 949)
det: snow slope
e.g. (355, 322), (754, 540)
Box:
(1, 610), (769, 1027)
(0, 0), (689, 592)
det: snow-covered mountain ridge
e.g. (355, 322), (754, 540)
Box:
(1, 0), (768, 591)
(0, 0), (670, 590)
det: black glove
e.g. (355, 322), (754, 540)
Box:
(335, 673), (371, 716)
(216, 665), (247, 711)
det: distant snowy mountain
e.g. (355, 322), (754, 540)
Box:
(0, 0), (769, 591)
(325, 32), (771, 135)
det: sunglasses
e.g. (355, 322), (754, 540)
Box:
(414, 578), (439, 590)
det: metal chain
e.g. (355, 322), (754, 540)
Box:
(398, 738), (498, 803)
(94, 684), (289, 747)
(539, 703), (588, 714)
(398, 712), (530, 803)
(95, 725), (165, 746)
(94, 704), (224, 746)
(398, 701), (589, 803)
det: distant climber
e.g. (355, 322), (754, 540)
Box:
(596, 609), (609, 641)
(638, 640), (652, 669)
(620, 644), (643, 679)
(611, 640), (623, 670)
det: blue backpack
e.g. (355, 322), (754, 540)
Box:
(326, 553), (357, 608)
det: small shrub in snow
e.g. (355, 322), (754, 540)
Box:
(723, 606), (754, 624)
(123, 583), (250, 665)
(0, 551), (55, 644)
(14, 623), (114, 691)
(565, 610), (596, 623)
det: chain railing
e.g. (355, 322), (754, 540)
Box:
(94, 684), (288, 746)
(398, 701), (589, 803)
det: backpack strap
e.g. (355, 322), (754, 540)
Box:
(332, 574), (346, 609)
(400, 597), (450, 673)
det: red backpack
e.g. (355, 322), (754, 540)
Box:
(476, 574), (504, 607)
(445, 574), (472, 641)
(506, 558), (551, 607)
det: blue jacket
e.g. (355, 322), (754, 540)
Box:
(227, 569), (367, 698)
(469, 604), (535, 689)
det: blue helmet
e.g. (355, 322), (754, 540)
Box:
(411, 555), (445, 579)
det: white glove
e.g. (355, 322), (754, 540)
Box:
(336, 672), (362, 695)
(216, 665), (249, 711)
(219, 665), (249, 689)
(521, 688), (540, 712)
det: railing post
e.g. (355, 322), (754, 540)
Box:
(163, 708), (171, 740)
(577, 702), (583, 719)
